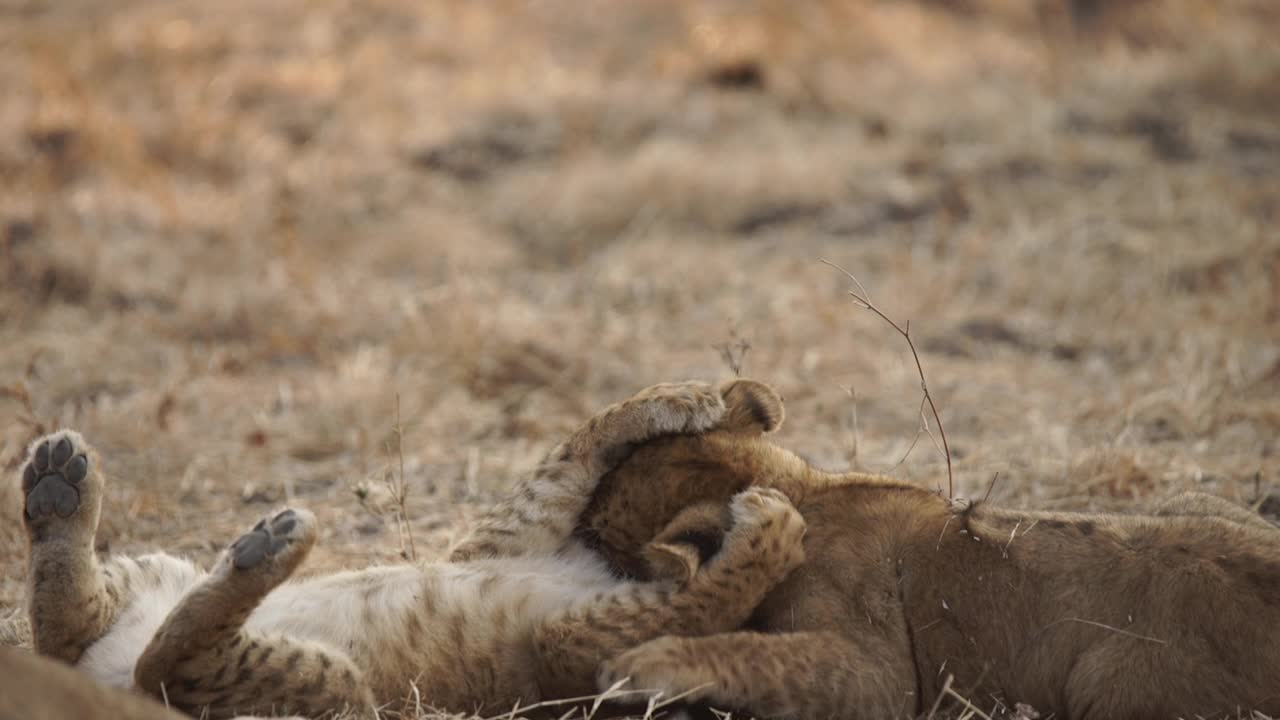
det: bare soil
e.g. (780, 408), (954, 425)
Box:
(1, 0), (1278, 715)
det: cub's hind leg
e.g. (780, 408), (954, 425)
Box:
(534, 488), (806, 698)
(134, 508), (374, 719)
(450, 381), (726, 561)
(21, 431), (124, 663)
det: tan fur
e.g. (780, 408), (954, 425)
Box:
(18, 382), (806, 719)
(0, 646), (186, 720)
(582, 380), (1280, 719)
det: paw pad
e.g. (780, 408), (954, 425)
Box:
(231, 509), (305, 570)
(23, 434), (90, 521)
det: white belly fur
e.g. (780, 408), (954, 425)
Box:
(76, 554), (204, 689)
(75, 543), (621, 690)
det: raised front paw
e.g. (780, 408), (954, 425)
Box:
(219, 508), (317, 587)
(721, 487), (807, 576)
(21, 431), (100, 535)
(570, 382), (726, 473)
(628, 381), (727, 437)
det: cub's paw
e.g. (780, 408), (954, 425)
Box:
(221, 508), (316, 586)
(572, 382), (725, 469)
(598, 638), (705, 702)
(21, 431), (99, 534)
(721, 487), (806, 574)
(628, 381), (726, 436)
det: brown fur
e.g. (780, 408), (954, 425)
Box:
(581, 379), (1280, 719)
(0, 646), (186, 720)
(19, 383), (806, 719)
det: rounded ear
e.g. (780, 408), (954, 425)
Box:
(717, 379), (784, 434)
(642, 501), (731, 583)
(641, 542), (701, 584)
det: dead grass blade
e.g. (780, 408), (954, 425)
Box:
(386, 393), (418, 562)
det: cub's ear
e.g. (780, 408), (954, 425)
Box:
(717, 379), (784, 434)
(642, 501), (731, 584)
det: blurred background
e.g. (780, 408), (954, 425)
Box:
(1, 0), (1278, 619)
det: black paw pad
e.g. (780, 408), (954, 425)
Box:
(33, 441), (51, 473)
(64, 455), (88, 485)
(230, 509), (303, 570)
(51, 437), (73, 466)
(25, 474), (80, 520)
(231, 530), (271, 570)
(22, 464), (37, 493)
(23, 433), (94, 522)
(271, 509), (298, 535)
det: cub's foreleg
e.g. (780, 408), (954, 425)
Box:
(134, 509), (374, 719)
(599, 630), (916, 720)
(449, 381), (725, 561)
(533, 488), (806, 698)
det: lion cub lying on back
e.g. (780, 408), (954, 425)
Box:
(18, 382), (805, 719)
(581, 379), (1280, 719)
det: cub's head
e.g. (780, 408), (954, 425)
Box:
(578, 378), (801, 580)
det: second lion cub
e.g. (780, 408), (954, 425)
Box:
(18, 381), (805, 718)
(581, 379), (1280, 719)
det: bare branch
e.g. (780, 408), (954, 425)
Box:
(886, 396), (929, 474)
(712, 323), (752, 377)
(385, 393), (417, 561)
(981, 471), (1001, 505)
(821, 258), (954, 498)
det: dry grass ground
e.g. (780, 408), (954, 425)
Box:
(1, 0), (1278, 716)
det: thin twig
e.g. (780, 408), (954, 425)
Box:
(936, 514), (954, 551)
(1250, 470), (1275, 514)
(713, 323), (752, 377)
(981, 471), (1001, 505)
(1002, 520), (1021, 559)
(943, 680), (996, 720)
(840, 384), (861, 468)
(481, 684), (663, 720)
(408, 678), (423, 718)
(885, 396), (928, 474)
(1036, 617), (1169, 645)
(386, 393), (417, 561)
(591, 676), (633, 717)
(650, 682), (716, 710)
(926, 673), (954, 719)
(821, 258), (954, 498)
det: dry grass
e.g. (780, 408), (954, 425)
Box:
(1, 0), (1279, 717)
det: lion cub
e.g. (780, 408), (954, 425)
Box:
(581, 379), (1280, 719)
(19, 382), (806, 719)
